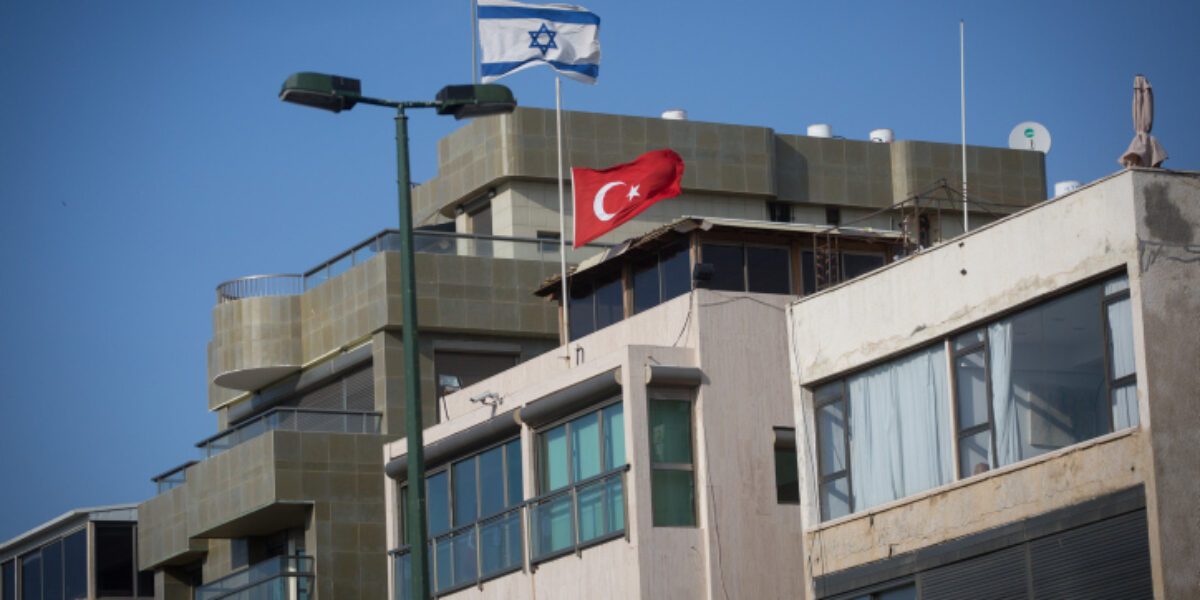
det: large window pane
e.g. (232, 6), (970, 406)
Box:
(568, 283), (595, 340)
(841, 253), (885, 280)
(955, 350), (989, 429)
(504, 439), (523, 507)
(426, 471), (450, 536)
(817, 401), (846, 476)
(660, 243), (692, 301)
(847, 345), (952, 511)
(94, 523), (135, 597)
(649, 400), (693, 464)
(989, 285), (1107, 466)
(651, 470), (696, 526)
(632, 257), (661, 314)
(21, 551), (40, 600)
(1107, 296), (1136, 380)
(540, 424), (569, 492)
(3, 560), (16, 600)
(775, 447), (800, 504)
(452, 457), (478, 526)
(820, 477), (851, 521)
(571, 411), (601, 482)
(958, 429), (992, 478)
(746, 246), (791, 294)
(478, 446), (505, 519)
(593, 276), (623, 330)
(602, 403), (625, 468)
(702, 244), (745, 291)
(43, 540), (63, 600)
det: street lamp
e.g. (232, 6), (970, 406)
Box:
(280, 72), (516, 600)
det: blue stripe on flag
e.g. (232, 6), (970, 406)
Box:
(481, 59), (599, 79)
(477, 6), (599, 25)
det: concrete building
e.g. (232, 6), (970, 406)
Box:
(382, 219), (908, 599)
(1, 504), (154, 599)
(136, 107), (1047, 599)
(787, 168), (1200, 599)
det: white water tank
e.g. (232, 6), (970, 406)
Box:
(807, 124), (833, 138)
(869, 128), (895, 143)
(661, 109), (688, 120)
(1054, 181), (1082, 196)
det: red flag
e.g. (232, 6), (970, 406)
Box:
(572, 149), (684, 248)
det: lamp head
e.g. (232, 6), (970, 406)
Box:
(280, 72), (361, 113)
(436, 84), (517, 120)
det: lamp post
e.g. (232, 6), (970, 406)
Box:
(280, 72), (516, 600)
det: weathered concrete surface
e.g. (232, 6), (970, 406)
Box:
(1132, 170), (1200, 600)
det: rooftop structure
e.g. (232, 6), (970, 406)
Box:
(135, 107), (1048, 599)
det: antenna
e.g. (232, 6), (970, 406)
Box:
(1008, 121), (1052, 154)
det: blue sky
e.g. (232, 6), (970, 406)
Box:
(1, 0), (1197, 540)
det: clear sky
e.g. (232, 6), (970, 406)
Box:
(1, 0), (1197, 540)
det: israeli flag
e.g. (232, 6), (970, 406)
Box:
(478, 0), (600, 85)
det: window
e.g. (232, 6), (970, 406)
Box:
(568, 273), (623, 340)
(774, 428), (800, 504)
(802, 250), (887, 295)
(2, 560), (14, 600)
(649, 392), (696, 526)
(768, 201), (793, 223)
(434, 350), (518, 398)
(532, 401), (626, 560)
(953, 274), (1138, 477)
(632, 242), (691, 315)
(701, 243), (791, 294)
(826, 207), (841, 226)
(63, 530), (86, 600)
(20, 550), (40, 600)
(402, 437), (523, 593)
(814, 273), (1139, 520)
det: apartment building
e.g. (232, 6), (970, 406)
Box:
(787, 168), (1199, 600)
(1, 504), (153, 600)
(136, 107), (1045, 599)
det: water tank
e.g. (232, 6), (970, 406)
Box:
(869, 128), (895, 143)
(807, 124), (833, 138)
(1054, 181), (1082, 196)
(661, 109), (688, 120)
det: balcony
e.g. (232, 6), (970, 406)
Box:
(216, 229), (611, 304)
(195, 556), (314, 600)
(391, 465), (628, 599)
(196, 407), (382, 459)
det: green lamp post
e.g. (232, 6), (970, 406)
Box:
(280, 72), (516, 600)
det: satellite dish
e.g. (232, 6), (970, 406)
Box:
(1008, 121), (1052, 153)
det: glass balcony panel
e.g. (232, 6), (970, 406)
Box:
(194, 556), (312, 600)
(392, 552), (411, 600)
(531, 492), (574, 560)
(478, 509), (522, 578)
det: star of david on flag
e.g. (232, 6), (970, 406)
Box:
(478, 0), (601, 85)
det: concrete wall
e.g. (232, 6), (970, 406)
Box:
(786, 169), (1200, 599)
(384, 290), (806, 599)
(1130, 170), (1200, 599)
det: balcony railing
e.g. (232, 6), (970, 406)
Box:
(195, 555), (313, 600)
(216, 229), (611, 303)
(150, 460), (198, 494)
(196, 407), (382, 459)
(391, 465), (629, 599)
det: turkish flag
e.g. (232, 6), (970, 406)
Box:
(572, 149), (684, 248)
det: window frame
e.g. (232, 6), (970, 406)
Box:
(533, 397), (625, 495)
(699, 241), (792, 295)
(399, 436), (523, 541)
(648, 389), (698, 527)
(812, 271), (1139, 521)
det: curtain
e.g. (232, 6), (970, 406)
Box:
(1107, 296), (1139, 429)
(988, 321), (1020, 466)
(848, 345), (952, 511)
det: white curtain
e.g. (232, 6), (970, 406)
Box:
(988, 321), (1021, 466)
(1107, 296), (1139, 429)
(848, 346), (952, 511)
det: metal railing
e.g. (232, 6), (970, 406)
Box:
(216, 229), (611, 303)
(390, 465), (628, 599)
(151, 460), (198, 494)
(195, 555), (313, 600)
(195, 407), (382, 459)
(216, 274), (304, 304)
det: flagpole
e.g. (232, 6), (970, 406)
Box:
(960, 18), (969, 233)
(471, 0), (479, 84)
(555, 75), (571, 364)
